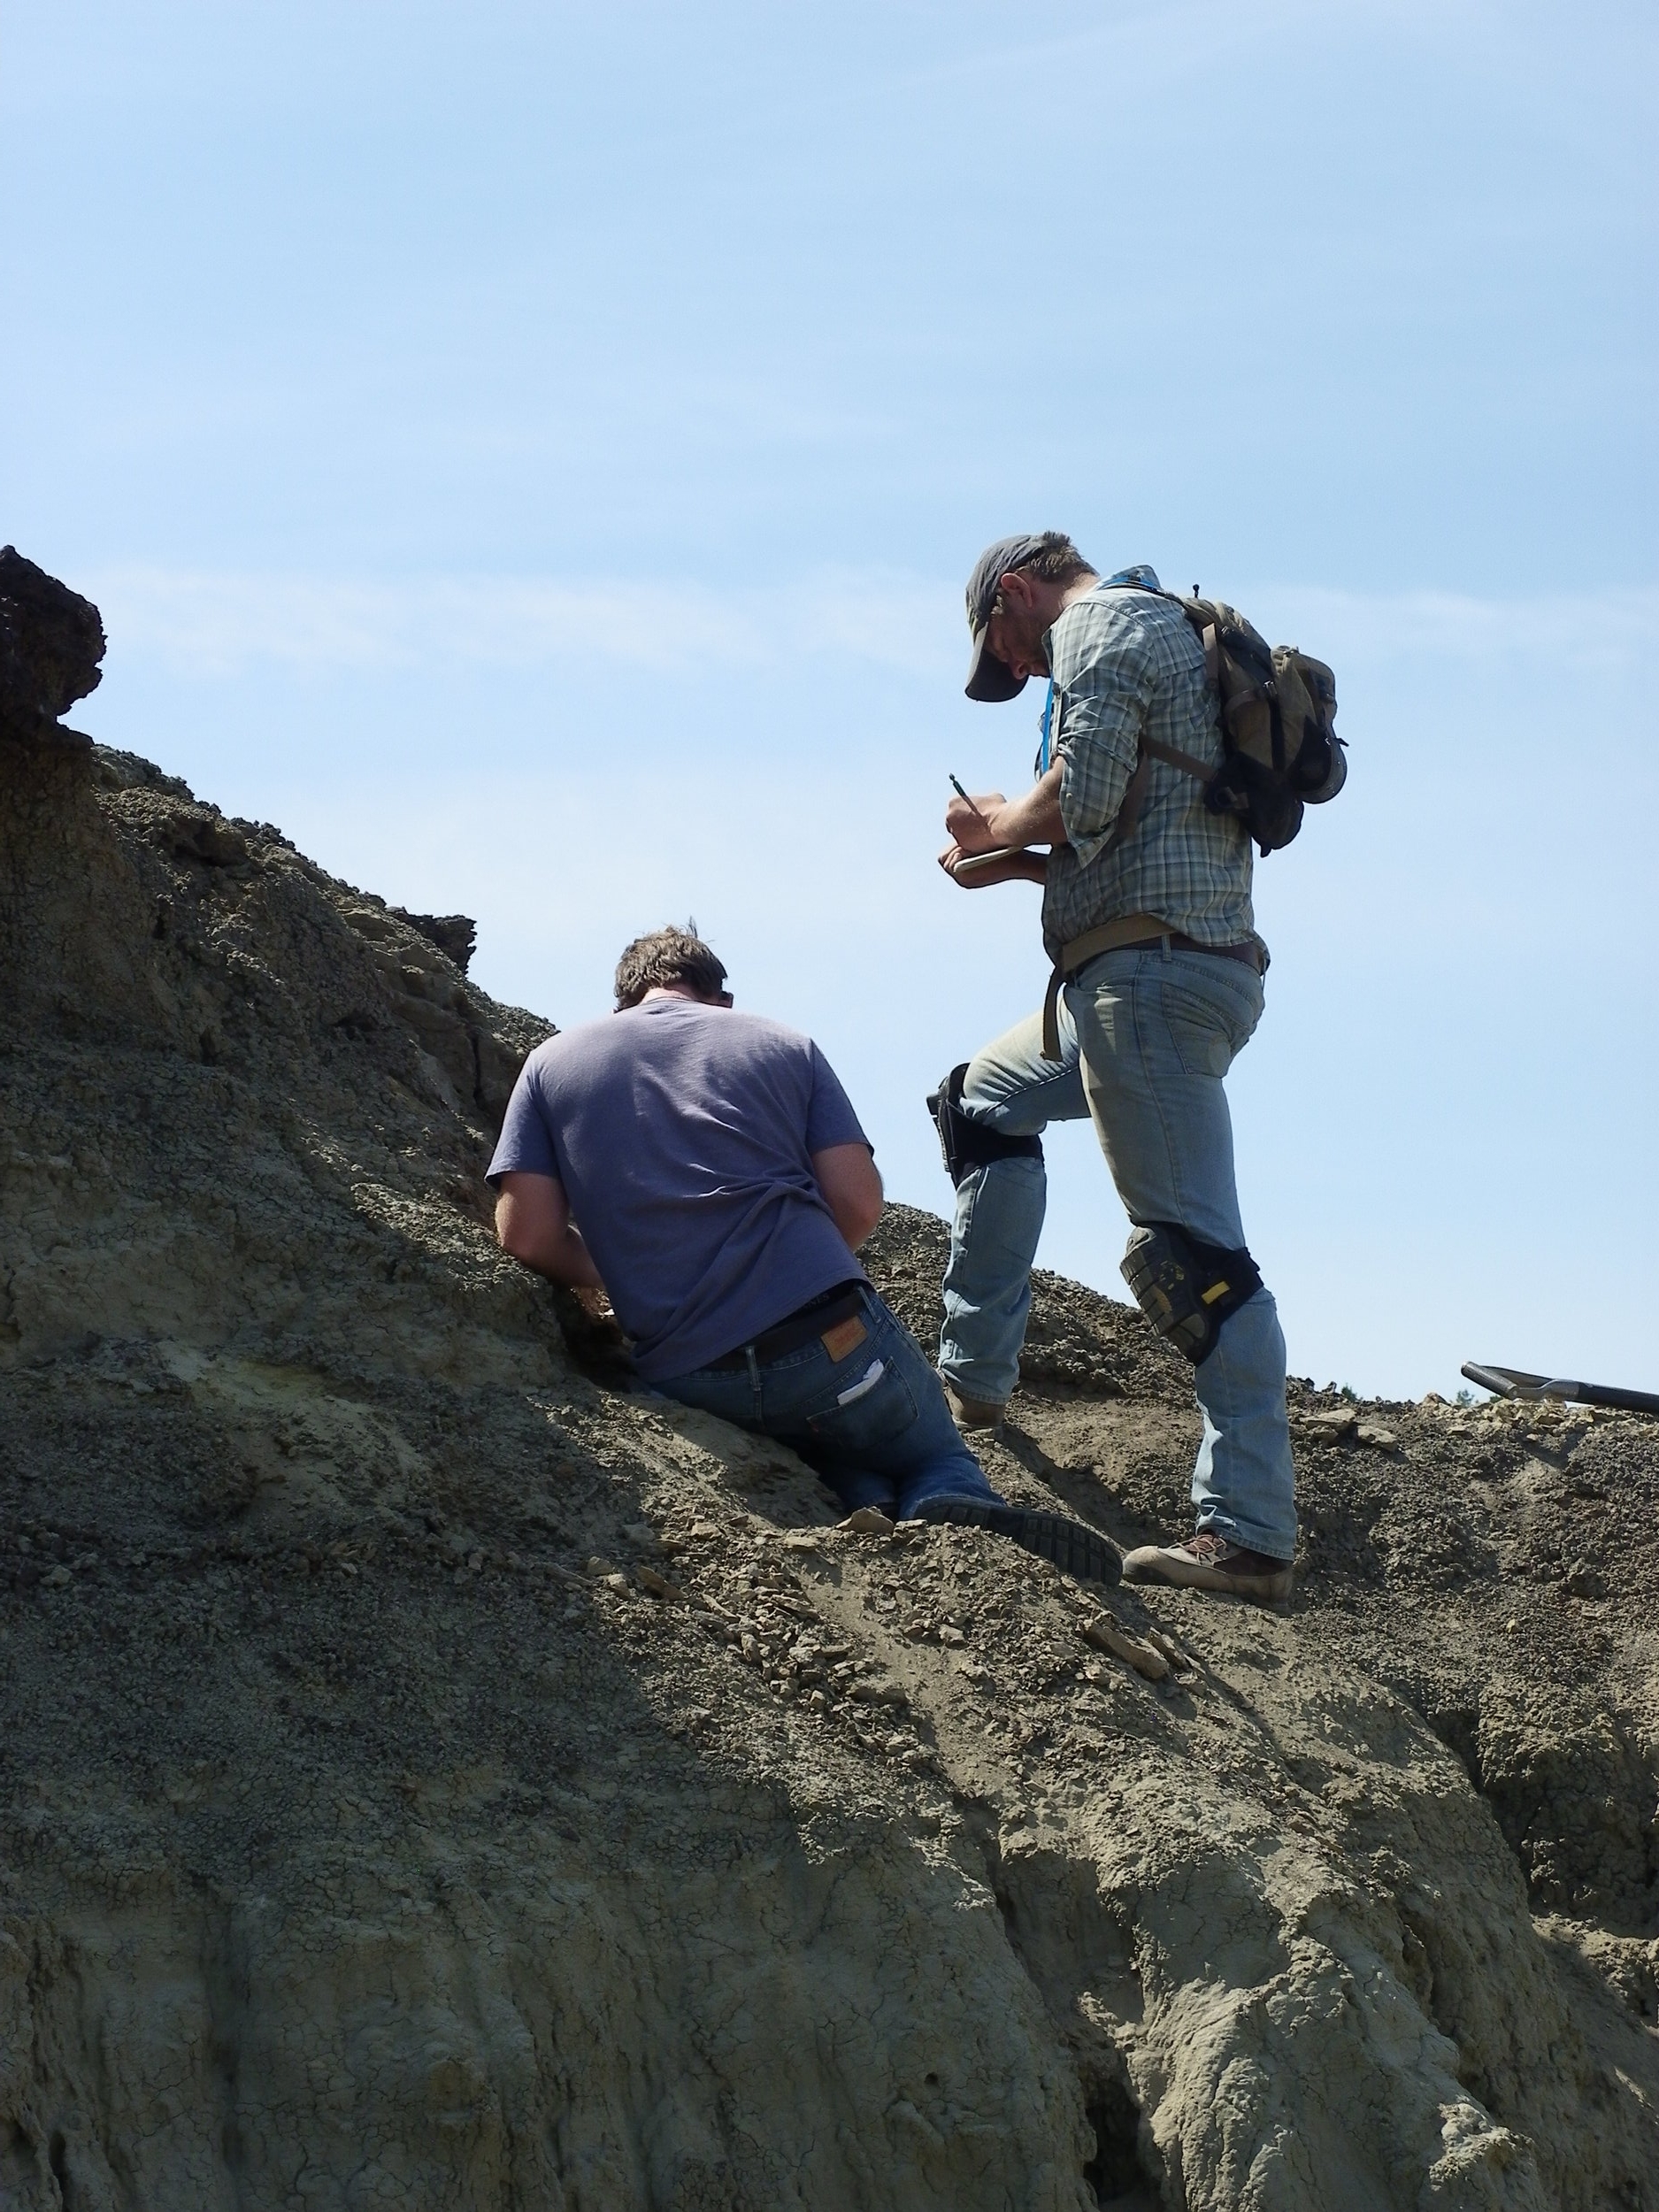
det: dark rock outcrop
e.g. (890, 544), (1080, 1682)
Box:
(392, 908), (478, 974)
(0, 547), (104, 751)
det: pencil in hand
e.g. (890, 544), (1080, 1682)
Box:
(949, 774), (993, 827)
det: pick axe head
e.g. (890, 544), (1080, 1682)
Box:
(1462, 1362), (1659, 1418)
(1461, 1363), (1575, 1402)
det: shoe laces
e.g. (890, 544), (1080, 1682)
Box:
(1183, 1532), (1235, 1564)
(1186, 1531), (1285, 1575)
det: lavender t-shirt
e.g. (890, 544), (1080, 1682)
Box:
(487, 998), (872, 1379)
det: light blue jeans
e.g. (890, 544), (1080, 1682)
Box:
(940, 945), (1296, 1562)
(657, 1286), (1004, 1522)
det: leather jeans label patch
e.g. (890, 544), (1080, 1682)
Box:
(819, 1315), (868, 1363)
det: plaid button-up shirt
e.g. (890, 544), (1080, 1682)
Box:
(1040, 581), (1262, 963)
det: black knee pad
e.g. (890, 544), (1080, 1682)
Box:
(1120, 1221), (1262, 1364)
(926, 1064), (1044, 1188)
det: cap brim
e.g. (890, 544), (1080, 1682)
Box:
(964, 625), (1027, 703)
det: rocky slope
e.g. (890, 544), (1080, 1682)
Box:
(1, 557), (1655, 2209)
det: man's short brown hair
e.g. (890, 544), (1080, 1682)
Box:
(992, 531), (1094, 615)
(613, 924), (728, 1010)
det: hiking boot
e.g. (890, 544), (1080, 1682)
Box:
(1120, 1530), (1293, 1603)
(911, 1496), (1122, 1588)
(940, 1377), (1005, 1432)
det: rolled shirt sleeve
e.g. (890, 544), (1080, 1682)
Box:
(1054, 614), (1156, 868)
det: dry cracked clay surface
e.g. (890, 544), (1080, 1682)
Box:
(3, 708), (1657, 2204)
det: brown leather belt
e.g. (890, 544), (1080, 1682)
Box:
(1157, 933), (1263, 967)
(703, 1280), (867, 1371)
(1041, 913), (1266, 1060)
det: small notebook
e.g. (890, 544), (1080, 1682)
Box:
(949, 846), (1037, 881)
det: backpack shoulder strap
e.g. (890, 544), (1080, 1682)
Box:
(1142, 735), (1217, 784)
(1101, 744), (1154, 853)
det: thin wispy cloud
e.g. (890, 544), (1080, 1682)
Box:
(87, 565), (960, 682)
(89, 565), (1659, 683)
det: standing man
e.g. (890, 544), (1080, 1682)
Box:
(933, 533), (1296, 1603)
(489, 924), (1119, 1586)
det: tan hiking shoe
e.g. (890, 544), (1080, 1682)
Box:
(940, 1377), (1005, 1431)
(1120, 1530), (1294, 1603)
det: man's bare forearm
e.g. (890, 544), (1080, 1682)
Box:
(985, 768), (1066, 848)
(811, 1142), (884, 1251)
(494, 1183), (605, 1290)
(526, 1227), (603, 1290)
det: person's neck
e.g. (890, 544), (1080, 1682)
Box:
(638, 984), (714, 1005)
(1056, 571), (1101, 616)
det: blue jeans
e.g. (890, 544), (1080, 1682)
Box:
(940, 945), (1296, 1562)
(657, 1286), (1003, 1522)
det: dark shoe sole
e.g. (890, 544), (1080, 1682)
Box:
(912, 1497), (1122, 1587)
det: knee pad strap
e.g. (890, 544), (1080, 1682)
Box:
(1121, 1221), (1262, 1364)
(926, 1064), (1044, 1188)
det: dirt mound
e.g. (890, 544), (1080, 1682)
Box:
(1, 568), (1655, 2208)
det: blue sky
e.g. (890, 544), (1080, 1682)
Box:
(5, 0), (1655, 1399)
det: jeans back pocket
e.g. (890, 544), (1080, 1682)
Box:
(803, 1354), (919, 1458)
(1159, 963), (1263, 1077)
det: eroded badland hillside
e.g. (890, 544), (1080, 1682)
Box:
(2, 554), (1656, 2209)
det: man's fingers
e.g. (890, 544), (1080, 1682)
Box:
(943, 801), (1002, 855)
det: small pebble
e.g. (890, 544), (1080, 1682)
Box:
(840, 1507), (895, 1536)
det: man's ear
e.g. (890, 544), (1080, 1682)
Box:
(999, 568), (1037, 613)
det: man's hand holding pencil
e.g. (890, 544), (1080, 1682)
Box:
(938, 773), (1056, 890)
(945, 776), (1009, 854)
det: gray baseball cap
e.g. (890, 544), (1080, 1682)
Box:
(963, 533), (1049, 703)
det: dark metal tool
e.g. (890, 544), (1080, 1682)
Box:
(1461, 1362), (1659, 1417)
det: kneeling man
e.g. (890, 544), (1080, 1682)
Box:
(489, 925), (1118, 1586)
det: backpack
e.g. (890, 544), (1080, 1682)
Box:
(1102, 587), (1345, 857)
